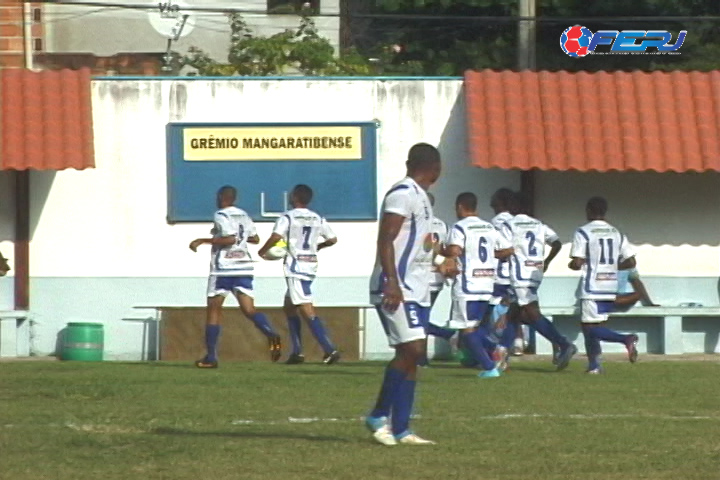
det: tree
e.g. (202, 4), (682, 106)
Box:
(181, 13), (372, 76)
(353, 0), (720, 74)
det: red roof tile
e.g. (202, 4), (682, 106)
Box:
(465, 70), (720, 172)
(0, 68), (95, 171)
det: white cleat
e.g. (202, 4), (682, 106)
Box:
(397, 433), (436, 445)
(371, 425), (397, 446)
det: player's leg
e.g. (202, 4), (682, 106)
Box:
(283, 294), (304, 364)
(581, 322), (603, 373)
(367, 303), (434, 445)
(197, 276), (228, 368)
(583, 300), (638, 364)
(458, 301), (500, 377)
(518, 289), (576, 370)
(290, 278), (340, 363)
(233, 280), (282, 362)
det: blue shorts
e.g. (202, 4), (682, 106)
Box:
(490, 283), (513, 305)
(207, 275), (253, 298)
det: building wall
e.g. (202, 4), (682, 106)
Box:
(0, 77), (718, 360)
(43, 0), (340, 62)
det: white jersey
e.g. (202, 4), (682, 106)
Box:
(273, 208), (336, 281)
(491, 211), (514, 286)
(447, 216), (502, 300)
(571, 220), (635, 301)
(210, 206), (257, 276)
(508, 214), (559, 288)
(429, 216), (449, 292)
(370, 177), (434, 306)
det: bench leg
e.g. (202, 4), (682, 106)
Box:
(663, 315), (683, 355)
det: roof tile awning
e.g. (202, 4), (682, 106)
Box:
(465, 69), (720, 172)
(1, 68), (95, 171)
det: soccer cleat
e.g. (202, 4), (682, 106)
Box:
(626, 334), (639, 363)
(268, 335), (282, 363)
(397, 433), (436, 445)
(478, 367), (501, 378)
(555, 344), (578, 371)
(370, 425), (397, 446)
(587, 367), (603, 375)
(194, 358), (218, 369)
(323, 350), (341, 365)
(285, 353), (305, 365)
(365, 415), (388, 433)
(511, 338), (524, 356)
(492, 345), (509, 372)
(551, 345), (560, 365)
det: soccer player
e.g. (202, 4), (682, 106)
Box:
(615, 268), (660, 310)
(569, 196), (639, 374)
(365, 143), (456, 446)
(444, 192), (506, 378)
(190, 186), (282, 368)
(496, 192), (577, 371)
(258, 184), (340, 365)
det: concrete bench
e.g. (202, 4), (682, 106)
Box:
(541, 306), (720, 355)
(0, 311), (31, 358)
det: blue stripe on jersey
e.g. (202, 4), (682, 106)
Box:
(384, 185), (410, 200)
(578, 228), (593, 294)
(397, 214), (416, 292)
(216, 211), (229, 219)
(513, 254), (533, 282)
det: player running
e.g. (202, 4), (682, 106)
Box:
(569, 196), (639, 374)
(365, 143), (456, 446)
(190, 186), (282, 368)
(258, 184), (340, 365)
(496, 192), (577, 371)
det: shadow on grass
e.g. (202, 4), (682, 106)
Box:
(152, 426), (350, 442)
(288, 369), (374, 376)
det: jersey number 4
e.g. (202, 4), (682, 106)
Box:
(598, 238), (615, 264)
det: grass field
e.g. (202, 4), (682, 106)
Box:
(1, 357), (719, 480)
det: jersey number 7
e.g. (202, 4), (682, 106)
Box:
(301, 226), (312, 249)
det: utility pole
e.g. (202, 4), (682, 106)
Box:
(517, 0), (537, 70)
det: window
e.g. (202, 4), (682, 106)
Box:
(32, 8), (41, 23)
(267, 0), (320, 15)
(33, 38), (42, 52)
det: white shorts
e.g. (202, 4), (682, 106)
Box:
(513, 286), (538, 306)
(207, 275), (254, 298)
(448, 297), (489, 330)
(489, 283), (513, 306)
(285, 277), (313, 305)
(581, 299), (615, 324)
(375, 302), (429, 347)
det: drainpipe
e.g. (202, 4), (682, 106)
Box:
(23, 2), (33, 70)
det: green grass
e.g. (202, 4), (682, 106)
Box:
(1, 358), (719, 480)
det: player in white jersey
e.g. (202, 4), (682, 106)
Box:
(443, 192), (507, 378)
(0, 250), (9, 277)
(189, 186), (282, 368)
(496, 192), (577, 371)
(488, 188), (523, 357)
(258, 184), (340, 365)
(365, 143), (456, 446)
(569, 197), (639, 374)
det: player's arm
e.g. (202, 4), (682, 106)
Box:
(189, 216), (236, 252)
(246, 218), (260, 245)
(317, 219), (337, 251)
(377, 212), (406, 312)
(258, 216), (288, 258)
(494, 228), (513, 260)
(544, 238), (562, 272)
(630, 277), (659, 306)
(568, 228), (587, 270)
(618, 256), (636, 270)
(617, 234), (637, 271)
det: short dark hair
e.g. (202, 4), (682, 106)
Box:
(586, 196), (608, 217)
(455, 192), (477, 211)
(217, 185), (237, 201)
(406, 143), (440, 172)
(491, 187), (515, 210)
(292, 184), (313, 205)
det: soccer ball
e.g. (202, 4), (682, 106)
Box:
(264, 239), (287, 261)
(560, 25), (593, 58)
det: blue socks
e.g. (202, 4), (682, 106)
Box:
(205, 324), (221, 362)
(370, 367), (405, 418)
(426, 323), (456, 340)
(250, 313), (277, 338)
(591, 326), (630, 343)
(461, 330), (496, 371)
(308, 316), (336, 355)
(391, 377), (416, 438)
(500, 321), (517, 349)
(287, 316), (302, 355)
(533, 316), (569, 348)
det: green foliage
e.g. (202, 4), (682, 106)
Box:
(365, 0), (720, 73)
(181, 14), (372, 77)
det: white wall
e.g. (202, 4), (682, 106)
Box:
(43, 0), (340, 61)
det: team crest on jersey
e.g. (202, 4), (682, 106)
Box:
(596, 272), (617, 281)
(225, 251), (246, 259)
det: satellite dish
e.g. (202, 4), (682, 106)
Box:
(148, 0), (196, 40)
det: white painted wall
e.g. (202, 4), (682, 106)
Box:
(43, 0), (340, 61)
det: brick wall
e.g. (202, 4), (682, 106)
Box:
(0, 1), (43, 69)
